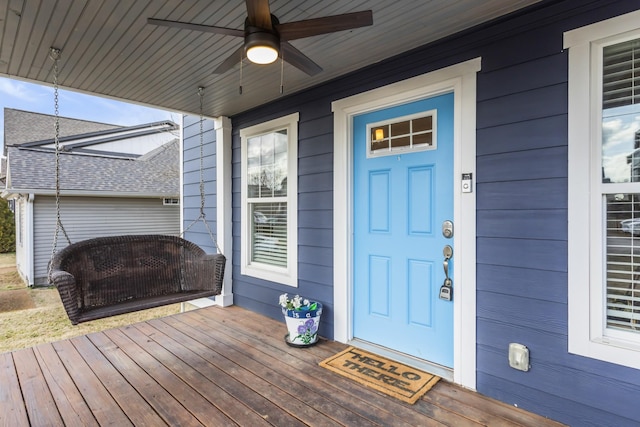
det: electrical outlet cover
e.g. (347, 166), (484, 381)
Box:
(508, 343), (530, 372)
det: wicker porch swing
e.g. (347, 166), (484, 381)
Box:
(47, 48), (225, 325)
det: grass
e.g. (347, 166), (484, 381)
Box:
(0, 253), (181, 354)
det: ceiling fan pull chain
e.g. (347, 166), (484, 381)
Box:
(280, 54), (284, 94)
(239, 53), (243, 95)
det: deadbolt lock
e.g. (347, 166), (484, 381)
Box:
(442, 220), (454, 238)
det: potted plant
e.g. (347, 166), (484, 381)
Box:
(279, 293), (323, 346)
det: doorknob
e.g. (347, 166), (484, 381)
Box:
(440, 245), (453, 301)
(443, 245), (453, 279)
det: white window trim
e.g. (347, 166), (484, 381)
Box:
(566, 9), (640, 369)
(240, 112), (299, 287)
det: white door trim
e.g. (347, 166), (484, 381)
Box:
(332, 58), (480, 389)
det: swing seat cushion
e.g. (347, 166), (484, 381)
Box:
(50, 235), (225, 325)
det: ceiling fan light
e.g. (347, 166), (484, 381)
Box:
(245, 31), (279, 64)
(247, 45), (278, 64)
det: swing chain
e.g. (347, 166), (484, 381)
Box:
(198, 86), (206, 217)
(182, 87), (222, 254)
(48, 47), (72, 282)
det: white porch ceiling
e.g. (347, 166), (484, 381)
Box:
(0, 0), (542, 118)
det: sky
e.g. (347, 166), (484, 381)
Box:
(602, 103), (640, 183)
(0, 76), (179, 153)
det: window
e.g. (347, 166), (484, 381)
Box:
(367, 111), (436, 157)
(240, 113), (298, 286)
(566, 10), (640, 369)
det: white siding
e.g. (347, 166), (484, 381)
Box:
(33, 196), (180, 285)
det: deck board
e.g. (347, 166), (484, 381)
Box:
(13, 348), (64, 426)
(51, 338), (134, 426)
(132, 321), (305, 426)
(152, 316), (338, 426)
(0, 352), (30, 426)
(33, 343), (97, 427)
(165, 314), (380, 427)
(85, 331), (210, 426)
(119, 323), (277, 427)
(0, 305), (565, 426)
(70, 334), (169, 426)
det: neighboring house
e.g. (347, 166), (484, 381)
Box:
(2, 109), (181, 286)
(181, 2), (640, 426)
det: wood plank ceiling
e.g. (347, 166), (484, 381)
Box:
(0, 0), (542, 118)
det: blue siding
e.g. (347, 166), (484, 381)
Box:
(226, 1), (640, 425)
(476, 115), (568, 155)
(182, 114), (219, 253)
(472, 1), (640, 425)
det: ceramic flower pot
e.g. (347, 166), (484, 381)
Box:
(282, 302), (323, 346)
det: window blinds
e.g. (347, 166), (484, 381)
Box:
(603, 39), (640, 109)
(251, 202), (287, 267)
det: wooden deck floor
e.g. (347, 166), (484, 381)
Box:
(0, 305), (564, 426)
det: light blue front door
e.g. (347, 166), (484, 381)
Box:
(353, 92), (454, 367)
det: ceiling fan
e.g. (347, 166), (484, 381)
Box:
(148, 0), (373, 76)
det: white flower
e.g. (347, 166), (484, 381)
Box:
(278, 293), (316, 311)
(279, 293), (288, 308)
(292, 295), (303, 309)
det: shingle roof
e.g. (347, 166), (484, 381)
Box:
(5, 139), (179, 196)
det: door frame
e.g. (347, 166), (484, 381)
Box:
(331, 58), (480, 390)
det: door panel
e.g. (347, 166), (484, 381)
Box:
(369, 170), (390, 232)
(408, 259), (432, 327)
(369, 255), (391, 317)
(353, 92), (454, 367)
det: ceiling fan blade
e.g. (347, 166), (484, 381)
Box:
(276, 10), (373, 41)
(212, 45), (245, 74)
(246, 0), (272, 29)
(281, 42), (322, 76)
(147, 18), (244, 37)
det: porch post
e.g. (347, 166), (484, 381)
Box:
(214, 116), (234, 307)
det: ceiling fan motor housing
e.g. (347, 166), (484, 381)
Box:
(245, 29), (279, 52)
(244, 15), (280, 64)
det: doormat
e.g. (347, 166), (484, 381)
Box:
(319, 347), (440, 404)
